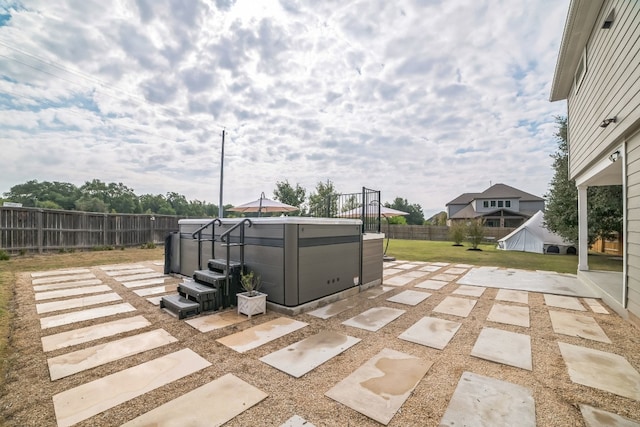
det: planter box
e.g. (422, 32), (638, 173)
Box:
(237, 292), (267, 319)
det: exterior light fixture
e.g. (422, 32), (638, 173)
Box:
(609, 151), (621, 162)
(602, 9), (615, 29)
(600, 116), (617, 128)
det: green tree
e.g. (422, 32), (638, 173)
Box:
(385, 198), (424, 225)
(466, 219), (485, 250)
(75, 196), (109, 213)
(387, 216), (407, 225)
(308, 179), (338, 217)
(3, 180), (80, 209)
(544, 116), (623, 244)
(273, 180), (306, 215)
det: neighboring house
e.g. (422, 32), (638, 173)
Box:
(446, 183), (545, 228)
(550, 0), (640, 325)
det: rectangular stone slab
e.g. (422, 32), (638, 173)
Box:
(549, 311), (611, 343)
(418, 265), (442, 272)
(398, 316), (462, 350)
(115, 272), (166, 282)
(453, 285), (486, 297)
(433, 296), (477, 318)
(105, 268), (155, 276)
(431, 262), (450, 267)
(386, 290), (431, 306)
(495, 289), (529, 304)
(120, 277), (167, 288)
(325, 348), (432, 425)
(280, 415), (317, 427)
(403, 270), (429, 279)
(32, 273), (96, 285)
(583, 298), (609, 314)
(35, 285), (112, 301)
(579, 404), (640, 427)
(415, 279), (448, 290)
(40, 303), (136, 329)
(395, 263), (420, 270)
(445, 267), (468, 275)
(432, 273), (458, 282)
(558, 342), (640, 400)
(33, 279), (103, 292)
(41, 315), (151, 352)
(440, 371), (535, 427)
(487, 303), (530, 328)
(36, 293), (122, 314)
(121, 373), (267, 427)
(383, 268), (404, 277)
(307, 298), (358, 319)
(146, 296), (163, 306)
(471, 327), (532, 370)
(186, 310), (247, 332)
(53, 348), (211, 427)
(99, 264), (145, 271)
(342, 307), (405, 332)
(31, 268), (91, 278)
(48, 328), (178, 380)
(216, 317), (308, 353)
(133, 285), (175, 297)
(384, 275), (415, 286)
(544, 294), (587, 311)
(260, 331), (361, 378)
(361, 286), (393, 299)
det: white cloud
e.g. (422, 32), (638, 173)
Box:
(0, 0), (570, 217)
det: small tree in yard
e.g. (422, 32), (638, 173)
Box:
(449, 222), (466, 246)
(466, 219), (485, 250)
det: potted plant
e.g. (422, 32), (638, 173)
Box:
(236, 271), (267, 318)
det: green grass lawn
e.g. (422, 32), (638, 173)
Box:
(386, 239), (623, 274)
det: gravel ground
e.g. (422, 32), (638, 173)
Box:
(1, 261), (639, 426)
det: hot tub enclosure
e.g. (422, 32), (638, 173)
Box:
(167, 217), (384, 308)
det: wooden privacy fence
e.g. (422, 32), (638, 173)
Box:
(384, 224), (515, 242)
(0, 206), (181, 253)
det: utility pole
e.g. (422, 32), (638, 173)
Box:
(219, 129), (225, 218)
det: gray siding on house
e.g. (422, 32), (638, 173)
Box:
(627, 132), (640, 319)
(519, 201), (545, 213)
(567, 0), (640, 180)
(447, 204), (466, 218)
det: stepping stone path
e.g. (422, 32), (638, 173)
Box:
(18, 260), (639, 426)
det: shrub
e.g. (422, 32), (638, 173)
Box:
(141, 242), (156, 249)
(466, 219), (485, 250)
(240, 271), (262, 296)
(449, 222), (466, 246)
(0, 250), (10, 261)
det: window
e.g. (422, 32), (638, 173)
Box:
(483, 201), (489, 208)
(505, 201), (511, 208)
(486, 219), (500, 227)
(498, 201), (504, 207)
(490, 200), (496, 207)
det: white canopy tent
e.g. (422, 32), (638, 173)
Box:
(497, 211), (577, 254)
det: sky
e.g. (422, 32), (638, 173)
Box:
(0, 0), (570, 218)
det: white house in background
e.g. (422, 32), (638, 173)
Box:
(550, 0), (640, 325)
(446, 183), (545, 228)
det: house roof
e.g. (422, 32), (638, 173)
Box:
(477, 183), (544, 201)
(450, 206), (534, 220)
(446, 192), (481, 206)
(446, 183), (543, 206)
(550, 0), (605, 102)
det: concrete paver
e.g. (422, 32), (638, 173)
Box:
(325, 348), (432, 425)
(495, 289), (528, 304)
(544, 294), (587, 311)
(549, 311), (611, 343)
(487, 303), (530, 328)
(440, 372), (535, 427)
(342, 307), (405, 331)
(558, 342), (640, 400)
(580, 404), (640, 427)
(398, 316), (461, 350)
(433, 296), (477, 317)
(386, 289), (431, 306)
(471, 327), (532, 370)
(216, 317), (308, 353)
(414, 279), (448, 290)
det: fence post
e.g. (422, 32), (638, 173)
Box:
(103, 214), (108, 247)
(36, 209), (43, 253)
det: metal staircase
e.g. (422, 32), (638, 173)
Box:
(160, 218), (252, 319)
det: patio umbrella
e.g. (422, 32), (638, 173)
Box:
(228, 192), (298, 216)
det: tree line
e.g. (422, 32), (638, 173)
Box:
(2, 178), (427, 224)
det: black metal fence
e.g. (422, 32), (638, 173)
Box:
(0, 206), (181, 254)
(310, 187), (382, 233)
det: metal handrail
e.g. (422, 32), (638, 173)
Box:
(192, 218), (222, 270)
(220, 218), (252, 307)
